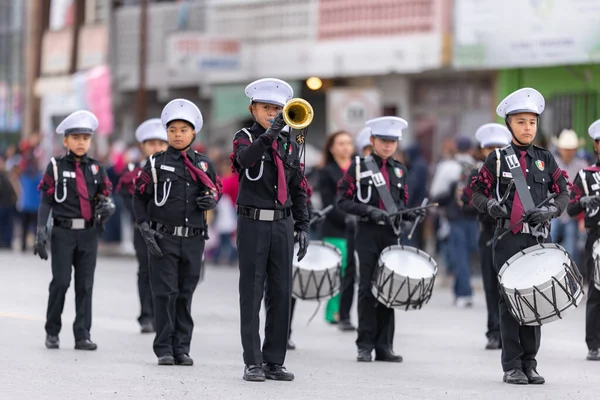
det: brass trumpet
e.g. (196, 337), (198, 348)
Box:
(282, 98), (314, 130)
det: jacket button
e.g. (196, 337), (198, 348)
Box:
(528, 186), (531, 189)
(187, 183), (190, 186)
(526, 169), (529, 172)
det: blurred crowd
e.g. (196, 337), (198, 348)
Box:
(0, 128), (596, 306)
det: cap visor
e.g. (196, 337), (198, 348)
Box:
(372, 135), (398, 141)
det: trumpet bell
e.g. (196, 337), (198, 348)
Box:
(282, 98), (314, 130)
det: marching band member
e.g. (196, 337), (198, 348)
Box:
(116, 119), (168, 334)
(567, 119), (600, 362)
(232, 78), (309, 382)
(133, 99), (221, 366)
(470, 88), (569, 384)
(35, 110), (115, 351)
(462, 123), (512, 350)
(337, 116), (424, 363)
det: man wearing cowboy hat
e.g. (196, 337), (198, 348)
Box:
(551, 129), (588, 271)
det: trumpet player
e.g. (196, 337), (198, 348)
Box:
(232, 78), (309, 382)
(567, 119), (600, 362)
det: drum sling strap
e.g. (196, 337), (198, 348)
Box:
(502, 146), (548, 239)
(364, 156), (397, 214)
(364, 156), (402, 236)
(502, 145), (535, 211)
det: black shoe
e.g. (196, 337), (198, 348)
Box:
(357, 349), (372, 362)
(74, 339), (97, 351)
(485, 337), (501, 350)
(287, 339), (296, 350)
(243, 365), (266, 382)
(587, 349), (600, 361)
(263, 363), (295, 381)
(158, 354), (175, 365)
(375, 349), (403, 362)
(175, 353), (193, 366)
(140, 321), (155, 334)
(503, 369), (529, 384)
(45, 335), (59, 349)
(524, 368), (545, 384)
(338, 320), (356, 332)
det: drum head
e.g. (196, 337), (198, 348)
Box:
(499, 244), (570, 290)
(380, 245), (436, 279)
(293, 240), (341, 270)
(593, 239), (600, 259)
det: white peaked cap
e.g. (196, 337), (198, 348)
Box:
(135, 118), (168, 143)
(161, 99), (203, 134)
(589, 119), (600, 141)
(55, 110), (99, 135)
(496, 88), (545, 118)
(245, 78), (293, 107)
(365, 116), (408, 140)
(475, 123), (511, 148)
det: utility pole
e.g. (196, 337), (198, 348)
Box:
(136, 0), (148, 126)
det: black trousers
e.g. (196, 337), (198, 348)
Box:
(238, 215), (294, 366)
(356, 222), (396, 352)
(339, 221), (357, 322)
(133, 228), (153, 325)
(148, 232), (204, 357)
(289, 297), (296, 339)
(479, 225), (500, 341)
(493, 228), (543, 371)
(45, 227), (98, 341)
(584, 231), (600, 351)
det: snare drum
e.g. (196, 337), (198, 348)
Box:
(592, 239), (600, 291)
(498, 243), (584, 326)
(372, 245), (438, 310)
(292, 240), (342, 300)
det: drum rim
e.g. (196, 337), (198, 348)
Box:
(498, 243), (571, 283)
(296, 240), (343, 258)
(379, 244), (439, 274)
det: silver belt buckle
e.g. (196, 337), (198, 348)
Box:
(522, 222), (530, 234)
(71, 218), (86, 229)
(175, 226), (183, 236)
(258, 209), (275, 221)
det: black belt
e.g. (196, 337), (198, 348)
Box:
(358, 216), (389, 226)
(238, 206), (291, 221)
(151, 223), (203, 238)
(497, 219), (531, 233)
(53, 218), (94, 230)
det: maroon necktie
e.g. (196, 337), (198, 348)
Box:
(272, 141), (288, 205)
(181, 152), (217, 197)
(509, 150), (527, 234)
(378, 158), (390, 210)
(75, 162), (92, 221)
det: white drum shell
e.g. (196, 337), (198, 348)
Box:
(292, 240), (341, 300)
(592, 239), (600, 291)
(373, 245), (438, 310)
(499, 243), (583, 326)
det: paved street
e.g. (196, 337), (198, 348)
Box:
(0, 250), (597, 400)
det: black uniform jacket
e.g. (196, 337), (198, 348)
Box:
(318, 161), (349, 238)
(133, 146), (222, 229)
(336, 153), (409, 217)
(38, 152), (112, 219)
(567, 162), (600, 228)
(231, 122), (309, 233)
(469, 143), (569, 218)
